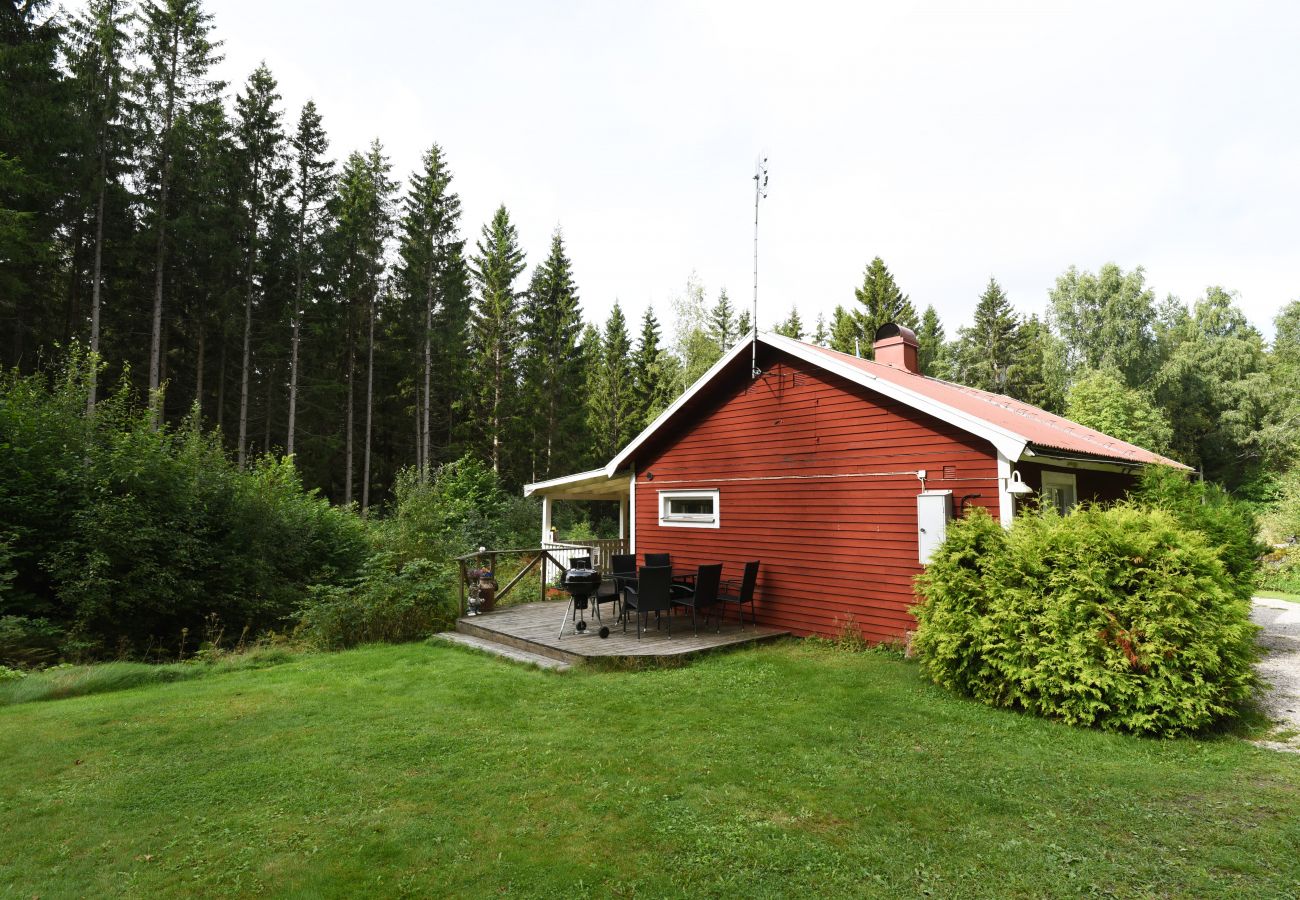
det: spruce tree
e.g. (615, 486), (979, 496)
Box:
(588, 302), (635, 463)
(65, 0), (135, 411)
(774, 305), (804, 340)
(956, 278), (1021, 393)
(829, 305), (858, 354)
(631, 306), (668, 427)
(916, 305), (946, 377)
(852, 256), (916, 357)
(285, 101), (332, 457)
(1008, 315), (1067, 413)
(233, 63), (286, 467)
(136, 0), (222, 406)
(519, 227), (584, 480)
(736, 309), (752, 341)
(396, 143), (467, 475)
(469, 204), (525, 476)
(811, 313), (829, 347)
(708, 288), (736, 350)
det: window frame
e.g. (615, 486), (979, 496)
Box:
(1040, 470), (1078, 515)
(658, 489), (721, 529)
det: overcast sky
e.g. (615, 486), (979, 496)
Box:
(205, 0), (1299, 339)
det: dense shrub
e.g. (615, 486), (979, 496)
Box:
(1132, 465), (1263, 600)
(296, 554), (456, 649)
(1260, 466), (1300, 546)
(912, 506), (1258, 736)
(1260, 548), (1300, 594)
(0, 360), (368, 659)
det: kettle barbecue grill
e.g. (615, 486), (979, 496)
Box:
(558, 567), (605, 638)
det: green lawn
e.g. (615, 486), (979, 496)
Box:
(2, 641), (1298, 898)
(1256, 589), (1300, 603)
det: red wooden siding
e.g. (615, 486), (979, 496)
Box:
(631, 349), (1001, 642)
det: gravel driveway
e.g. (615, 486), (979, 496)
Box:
(1251, 596), (1300, 752)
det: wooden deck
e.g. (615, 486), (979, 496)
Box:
(455, 600), (789, 666)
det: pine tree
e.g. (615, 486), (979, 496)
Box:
(708, 288), (736, 350)
(285, 100), (331, 457)
(588, 302), (635, 462)
(65, 0), (134, 411)
(852, 256), (916, 357)
(829, 305), (858, 354)
(395, 143), (466, 475)
(916, 305), (946, 377)
(519, 227), (584, 480)
(736, 308), (752, 340)
(955, 278), (1021, 393)
(136, 0), (222, 407)
(774, 305), (804, 340)
(631, 306), (668, 427)
(233, 63), (286, 467)
(469, 204), (525, 475)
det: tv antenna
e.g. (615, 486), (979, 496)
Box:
(751, 156), (768, 379)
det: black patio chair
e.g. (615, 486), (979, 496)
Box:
(718, 561), (759, 630)
(671, 563), (723, 635)
(623, 565), (673, 639)
(644, 552), (671, 567)
(593, 554), (636, 621)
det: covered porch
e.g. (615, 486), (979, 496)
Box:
(525, 468), (634, 571)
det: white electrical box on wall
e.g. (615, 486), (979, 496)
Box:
(917, 490), (954, 564)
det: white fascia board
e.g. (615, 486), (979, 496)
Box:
(603, 332), (758, 477)
(523, 468), (610, 498)
(761, 333), (1028, 462)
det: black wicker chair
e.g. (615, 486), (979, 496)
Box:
(671, 563), (723, 635)
(718, 561), (759, 629)
(644, 552), (670, 567)
(593, 554), (636, 621)
(623, 565), (673, 638)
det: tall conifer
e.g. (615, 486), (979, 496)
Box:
(469, 204), (525, 474)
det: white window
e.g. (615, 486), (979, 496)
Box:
(658, 489), (720, 528)
(1041, 470), (1078, 515)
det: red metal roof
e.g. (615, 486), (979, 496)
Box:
(797, 340), (1190, 469)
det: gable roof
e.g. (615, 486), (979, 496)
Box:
(603, 332), (1189, 477)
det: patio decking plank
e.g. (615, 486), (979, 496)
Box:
(455, 600), (789, 665)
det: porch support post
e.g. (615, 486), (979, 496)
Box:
(541, 494), (553, 544)
(628, 466), (636, 553)
(996, 450), (1014, 529)
(618, 496), (627, 541)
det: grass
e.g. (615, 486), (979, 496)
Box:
(1256, 589), (1300, 603)
(0, 648), (297, 706)
(1, 641), (1298, 898)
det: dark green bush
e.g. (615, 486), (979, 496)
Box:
(0, 616), (63, 667)
(1132, 465), (1263, 600)
(0, 359), (368, 658)
(1260, 548), (1300, 594)
(912, 505), (1258, 736)
(296, 554), (456, 649)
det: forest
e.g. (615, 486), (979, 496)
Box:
(2, 0), (1300, 660)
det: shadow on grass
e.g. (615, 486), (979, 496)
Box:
(0, 648), (298, 707)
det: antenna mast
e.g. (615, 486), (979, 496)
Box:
(751, 156), (768, 379)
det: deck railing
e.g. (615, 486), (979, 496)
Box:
(454, 538), (630, 617)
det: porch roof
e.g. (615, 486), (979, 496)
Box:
(523, 468), (631, 501)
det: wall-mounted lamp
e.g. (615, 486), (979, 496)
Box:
(645, 471), (655, 482)
(1006, 471), (1034, 495)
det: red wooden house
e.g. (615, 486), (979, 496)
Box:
(525, 325), (1189, 643)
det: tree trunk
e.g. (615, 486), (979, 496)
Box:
(263, 360), (274, 456)
(86, 148), (107, 415)
(194, 321), (204, 417)
(422, 260), (434, 481)
(237, 170), (260, 469)
(491, 345), (501, 473)
(344, 313), (354, 507)
(216, 333), (226, 434)
(287, 200), (306, 457)
(362, 293), (375, 516)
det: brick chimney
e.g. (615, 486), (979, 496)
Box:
(872, 323), (920, 373)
